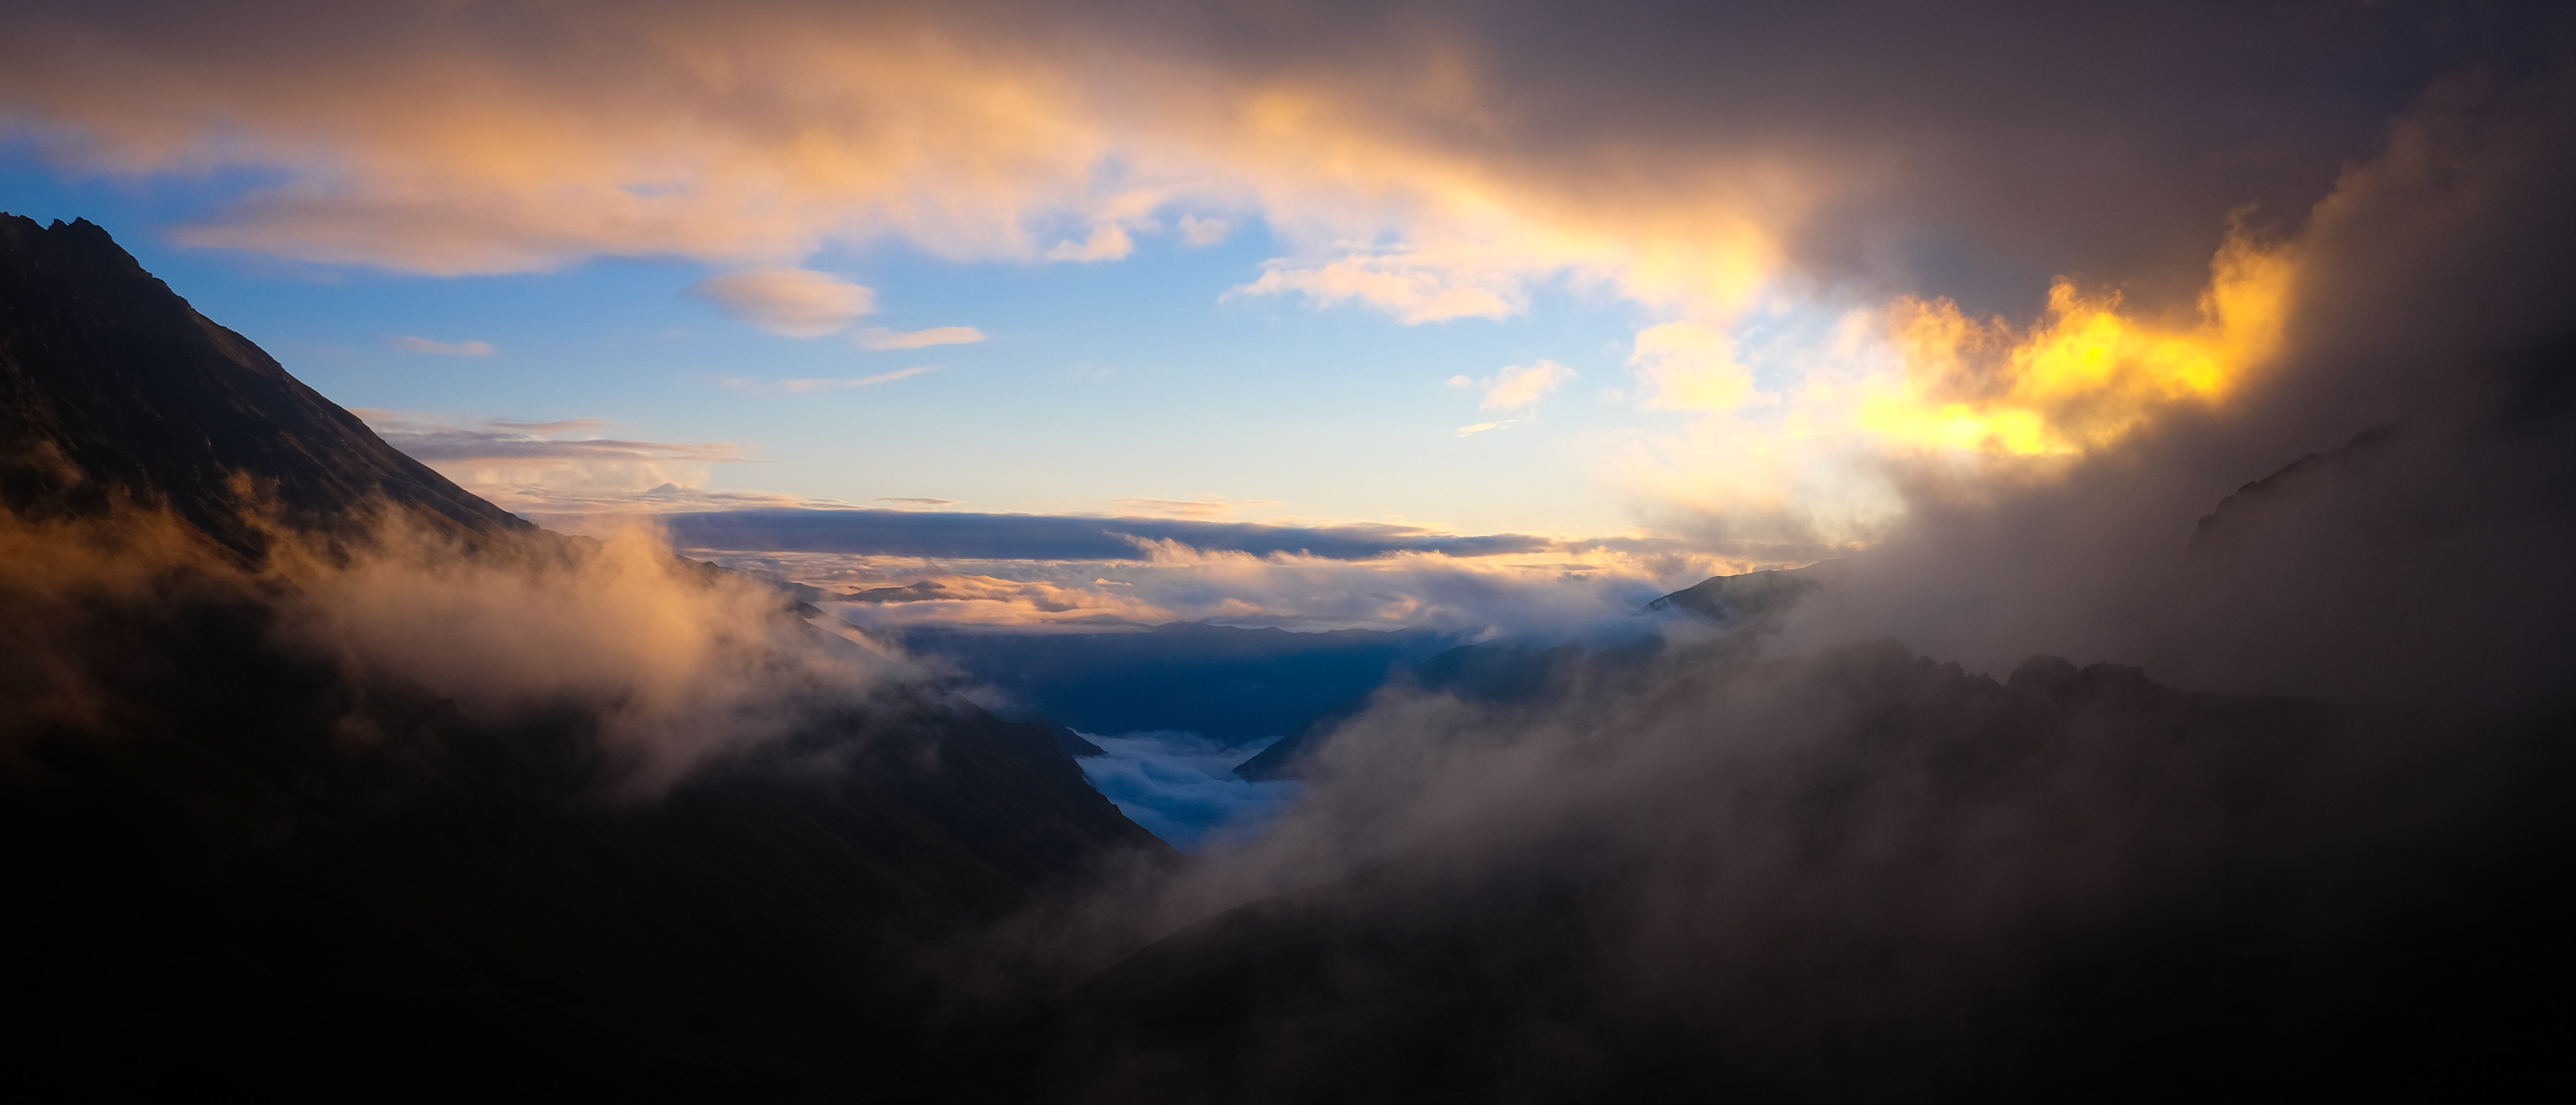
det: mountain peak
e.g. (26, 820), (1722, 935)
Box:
(0, 213), (531, 556)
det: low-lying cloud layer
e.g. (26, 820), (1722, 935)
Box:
(0, 502), (918, 793)
(665, 507), (1556, 562)
(1074, 732), (1302, 853)
(977, 58), (2576, 1078)
(706, 543), (1714, 640)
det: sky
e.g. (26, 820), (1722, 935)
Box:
(3, 0), (2568, 637)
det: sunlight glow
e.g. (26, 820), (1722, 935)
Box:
(1863, 233), (2295, 455)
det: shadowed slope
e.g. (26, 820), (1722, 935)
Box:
(0, 213), (527, 554)
(0, 218), (1171, 1101)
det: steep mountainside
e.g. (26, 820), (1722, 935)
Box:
(0, 216), (526, 554)
(0, 217), (1169, 1100)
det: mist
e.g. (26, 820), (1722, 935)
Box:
(1074, 732), (1302, 853)
(933, 59), (2576, 1098)
(0, 498), (924, 794)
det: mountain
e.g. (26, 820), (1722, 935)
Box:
(0, 216), (1170, 1100)
(0, 215), (528, 556)
(1639, 559), (1843, 625)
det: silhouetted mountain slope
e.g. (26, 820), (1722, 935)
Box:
(2188, 428), (2399, 560)
(1641, 559), (1841, 624)
(0, 219), (1170, 1100)
(926, 644), (2576, 1102)
(0, 214), (528, 556)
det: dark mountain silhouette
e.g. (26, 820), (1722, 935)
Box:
(1640, 558), (1843, 624)
(2188, 428), (2399, 560)
(0, 215), (528, 556)
(0, 216), (1169, 1100)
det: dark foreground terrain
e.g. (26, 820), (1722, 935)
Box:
(1, 216), (1167, 1100)
(920, 645), (2576, 1102)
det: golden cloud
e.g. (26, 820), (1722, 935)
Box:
(1865, 233), (2296, 456)
(0, 3), (1793, 324)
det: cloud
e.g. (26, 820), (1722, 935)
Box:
(1628, 321), (1752, 412)
(1178, 215), (1229, 246)
(356, 410), (752, 513)
(708, 539), (1734, 638)
(1047, 223), (1136, 262)
(1075, 732), (1302, 853)
(1107, 497), (1279, 520)
(689, 269), (876, 337)
(1230, 252), (1528, 324)
(7, 0), (2569, 629)
(877, 496), (962, 507)
(1760, 63), (2576, 715)
(1862, 232), (2294, 455)
(1455, 420), (1513, 436)
(489, 416), (612, 434)
(855, 325), (987, 349)
(722, 366), (939, 393)
(1478, 359), (1576, 410)
(388, 335), (493, 355)
(0, 504), (920, 795)
(2, 1), (2537, 337)
(663, 507), (1555, 562)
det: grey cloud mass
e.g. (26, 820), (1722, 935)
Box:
(0, 1), (2558, 317)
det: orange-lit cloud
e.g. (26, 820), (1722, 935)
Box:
(856, 325), (986, 350)
(690, 269), (877, 337)
(0, 3), (1794, 326)
(1862, 234), (2296, 456)
(1109, 497), (1283, 520)
(3, 0), (2514, 561)
(708, 538), (1748, 637)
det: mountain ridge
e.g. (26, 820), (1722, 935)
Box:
(0, 216), (1174, 1100)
